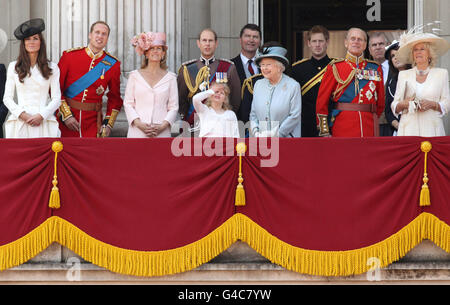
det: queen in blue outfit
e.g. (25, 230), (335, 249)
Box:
(249, 42), (302, 137)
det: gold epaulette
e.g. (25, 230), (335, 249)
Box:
(178, 59), (197, 73)
(292, 58), (308, 67)
(64, 46), (84, 54)
(241, 73), (263, 99)
(104, 51), (120, 62)
(331, 58), (345, 65)
(181, 59), (197, 67)
(365, 59), (380, 65)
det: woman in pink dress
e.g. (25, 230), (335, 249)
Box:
(124, 32), (178, 138)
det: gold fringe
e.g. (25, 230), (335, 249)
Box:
(236, 212), (449, 277)
(0, 213), (448, 277)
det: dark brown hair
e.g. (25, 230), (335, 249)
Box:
(15, 32), (52, 83)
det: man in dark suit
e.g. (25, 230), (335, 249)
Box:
(0, 28), (9, 138)
(231, 24), (262, 86)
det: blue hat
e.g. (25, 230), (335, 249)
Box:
(255, 46), (289, 67)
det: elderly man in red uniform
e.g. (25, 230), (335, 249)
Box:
(316, 27), (385, 137)
(58, 21), (123, 137)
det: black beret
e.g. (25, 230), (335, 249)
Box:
(14, 18), (45, 40)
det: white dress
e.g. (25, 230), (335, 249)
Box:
(3, 61), (61, 138)
(391, 67), (450, 137)
(193, 90), (240, 138)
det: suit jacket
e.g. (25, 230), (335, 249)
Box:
(231, 55), (247, 86)
(0, 64), (8, 138)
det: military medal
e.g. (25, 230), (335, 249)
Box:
(216, 72), (228, 84)
(96, 85), (105, 95)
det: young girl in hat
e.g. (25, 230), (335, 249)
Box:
(3, 18), (61, 138)
(192, 82), (240, 138)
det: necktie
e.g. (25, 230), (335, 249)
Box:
(248, 60), (255, 76)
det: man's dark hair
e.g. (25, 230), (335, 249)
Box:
(239, 24), (262, 38)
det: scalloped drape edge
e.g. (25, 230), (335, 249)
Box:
(0, 213), (448, 277)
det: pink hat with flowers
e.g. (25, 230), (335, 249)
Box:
(131, 32), (167, 56)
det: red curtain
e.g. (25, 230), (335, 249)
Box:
(0, 137), (448, 275)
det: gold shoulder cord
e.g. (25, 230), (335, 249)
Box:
(183, 65), (210, 98)
(332, 63), (356, 100)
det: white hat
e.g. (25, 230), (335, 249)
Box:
(397, 31), (450, 64)
(0, 29), (7, 54)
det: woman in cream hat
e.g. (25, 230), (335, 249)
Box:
(391, 31), (450, 136)
(124, 32), (178, 138)
(249, 42), (301, 137)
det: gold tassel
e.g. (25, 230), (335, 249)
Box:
(420, 141), (432, 207)
(49, 141), (64, 209)
(235, 142), (247, 206)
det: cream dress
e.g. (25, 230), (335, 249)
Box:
(3, 61), (61, 138)
(124, 70), (179, 138)
(391, 67), (449, 137)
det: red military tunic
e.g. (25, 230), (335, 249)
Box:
(58, 47), (123, 137)
(316, 53), (385, 137)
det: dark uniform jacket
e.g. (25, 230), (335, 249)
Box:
(292, 55), (334, 137)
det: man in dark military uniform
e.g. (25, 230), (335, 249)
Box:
(292, 25), (335, 137)
(177, 28), (241, 133)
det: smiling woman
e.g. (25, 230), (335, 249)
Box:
(3, 18), (61, 138)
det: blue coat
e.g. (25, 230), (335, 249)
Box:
(249, 74), (302, 137)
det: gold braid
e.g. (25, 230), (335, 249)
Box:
(183, 65), (211, 98)
(332, 63), (356, 100)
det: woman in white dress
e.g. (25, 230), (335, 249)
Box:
(391, 31), (450, 137)
(192, 82), (239, 138)
(3, 18), (61, 138)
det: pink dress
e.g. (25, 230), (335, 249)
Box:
(124, 70), (179, 138)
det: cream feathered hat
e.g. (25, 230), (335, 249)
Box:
(0, 28), (7, 54)
(397, 26), (450, 64)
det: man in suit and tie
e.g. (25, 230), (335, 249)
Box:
(231, 24), (262, 86)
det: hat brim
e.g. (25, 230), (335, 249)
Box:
(397, 36), (450, 64)
(0, 29), (7, 53)
(255, 55), (289, 67)
(384, 43), (399, 60)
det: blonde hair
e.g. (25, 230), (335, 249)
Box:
(410, 42), (438, 67)
(205, 82), (232, 111)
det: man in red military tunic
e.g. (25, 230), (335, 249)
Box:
(316, 27), (385, 137)
(58, 21), (123, 137)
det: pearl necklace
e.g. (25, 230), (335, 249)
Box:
(416, 67), (430, 76)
